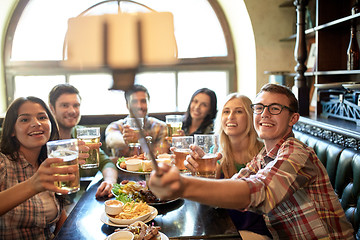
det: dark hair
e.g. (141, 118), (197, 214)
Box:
(0, 97), (60, 163)
(257, 83), (299, 113)
(49, 84), (80, 108)
(124, 84), (150, 105)
(183, 88), (218, 133)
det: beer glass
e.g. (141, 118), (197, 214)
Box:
(76, 127), (100, 169)
(126, 118), (144, 156)
(47, 139), (80, 194)
(166, 115), (183, 137)
(172, 136), (193, 171)
(126, 118), (144, 145)
(194, 134), (219, 178)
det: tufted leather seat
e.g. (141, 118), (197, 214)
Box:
(294, 130), (360, 239)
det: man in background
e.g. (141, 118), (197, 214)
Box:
(49, 84), (118, 199)
(105, 84), (169, 157)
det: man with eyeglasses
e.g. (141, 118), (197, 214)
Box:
(148, 83), (354, 239)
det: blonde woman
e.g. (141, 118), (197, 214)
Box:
(215, 93), (263, 179)
(185, 93), (271, 239)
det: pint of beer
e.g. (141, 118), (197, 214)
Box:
(47, 139), (80, 194)
(172, 136), (193, 171)
(193, 153), (218, 178)
(166, 115), (183, 137)
(77, 127), (100, 169)
(126, 118), (144, 146)
(173, 148), (191, 170)
(194, 134), (219, 178)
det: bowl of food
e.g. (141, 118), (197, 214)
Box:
(107, 201), (155, 225)
(141, 160), (153, 172)
(107, 231), (134, 240)
(105, 199), (124, 215)
(125, 159), (142, 171)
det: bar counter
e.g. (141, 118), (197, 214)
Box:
(54, 171), (242, 240)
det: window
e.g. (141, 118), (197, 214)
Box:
(4, 0), (235, 115)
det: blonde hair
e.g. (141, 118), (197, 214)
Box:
(214, 93), (263, 178)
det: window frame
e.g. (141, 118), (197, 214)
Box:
(3, 0), (236, 112)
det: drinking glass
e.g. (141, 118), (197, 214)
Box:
(166, 115), (183, 137)
(46, 139), (80, 194)
(76, 127), (100, 169)
(126, 118), (144, 156)
(172, 136), (193, 171)
(126, 118), (144, 145)
(194, 134), (219, 178)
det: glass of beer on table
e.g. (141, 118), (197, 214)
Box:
(166, 115), (183, 139)
(46, 139), (80, 194)
(194, 134), (219, 178)
(76, 127), (100, 169)
(172, 136), (193, 171)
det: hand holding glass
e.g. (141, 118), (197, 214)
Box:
(125, 118), (144, 156)
(126, 118), (144, 146)
(46, 139), (80, 194)
(194, 134), (219, 178)
(77, 127), (100, 169)
(172, 136), (193, 171)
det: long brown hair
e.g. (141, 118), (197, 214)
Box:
(0, 97), (60, 163)
(215, 93), (263, 178)
(183, 88), (218, 134)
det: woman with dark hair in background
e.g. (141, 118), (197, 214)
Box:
(181, 88), (218, 136)
(0, 96), (88, 239)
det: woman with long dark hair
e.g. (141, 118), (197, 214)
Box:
(0, 96), (87, 239)
(181, 88), (217, 136)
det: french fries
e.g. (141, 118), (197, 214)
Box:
(114, 201), (150, 220)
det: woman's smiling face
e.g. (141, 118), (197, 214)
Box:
(221, 98), (248, 137)
(13, 101), (51, 152)
(190, 93), (211, 122)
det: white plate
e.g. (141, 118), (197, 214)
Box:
(100, 207), (158, 227)
(105, 232), (168, 240)
(116, 162), (151, 175)
(107, 206), (156, 225)
(159, 232), (169, 240)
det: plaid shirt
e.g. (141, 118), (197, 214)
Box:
(105, 116), (168, 156)
(0, 153), (62, 240)
(233, 133), (354, 239)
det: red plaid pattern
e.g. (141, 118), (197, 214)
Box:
(233, 133), (354, 239)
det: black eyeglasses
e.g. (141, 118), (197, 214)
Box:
(250, 103), (294, 115)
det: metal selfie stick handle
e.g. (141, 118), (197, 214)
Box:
(129, 108), (162, 176)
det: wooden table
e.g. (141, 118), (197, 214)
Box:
(54, 172), (242, 240)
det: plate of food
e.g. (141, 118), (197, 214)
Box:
(116, 154), (150, 174)
(114, 221), (169, 240)
(100, 202), (158, 227)
(116, 154), (172, 174)
(112, 180), (179, 205)
(106, 202), (156, 225)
